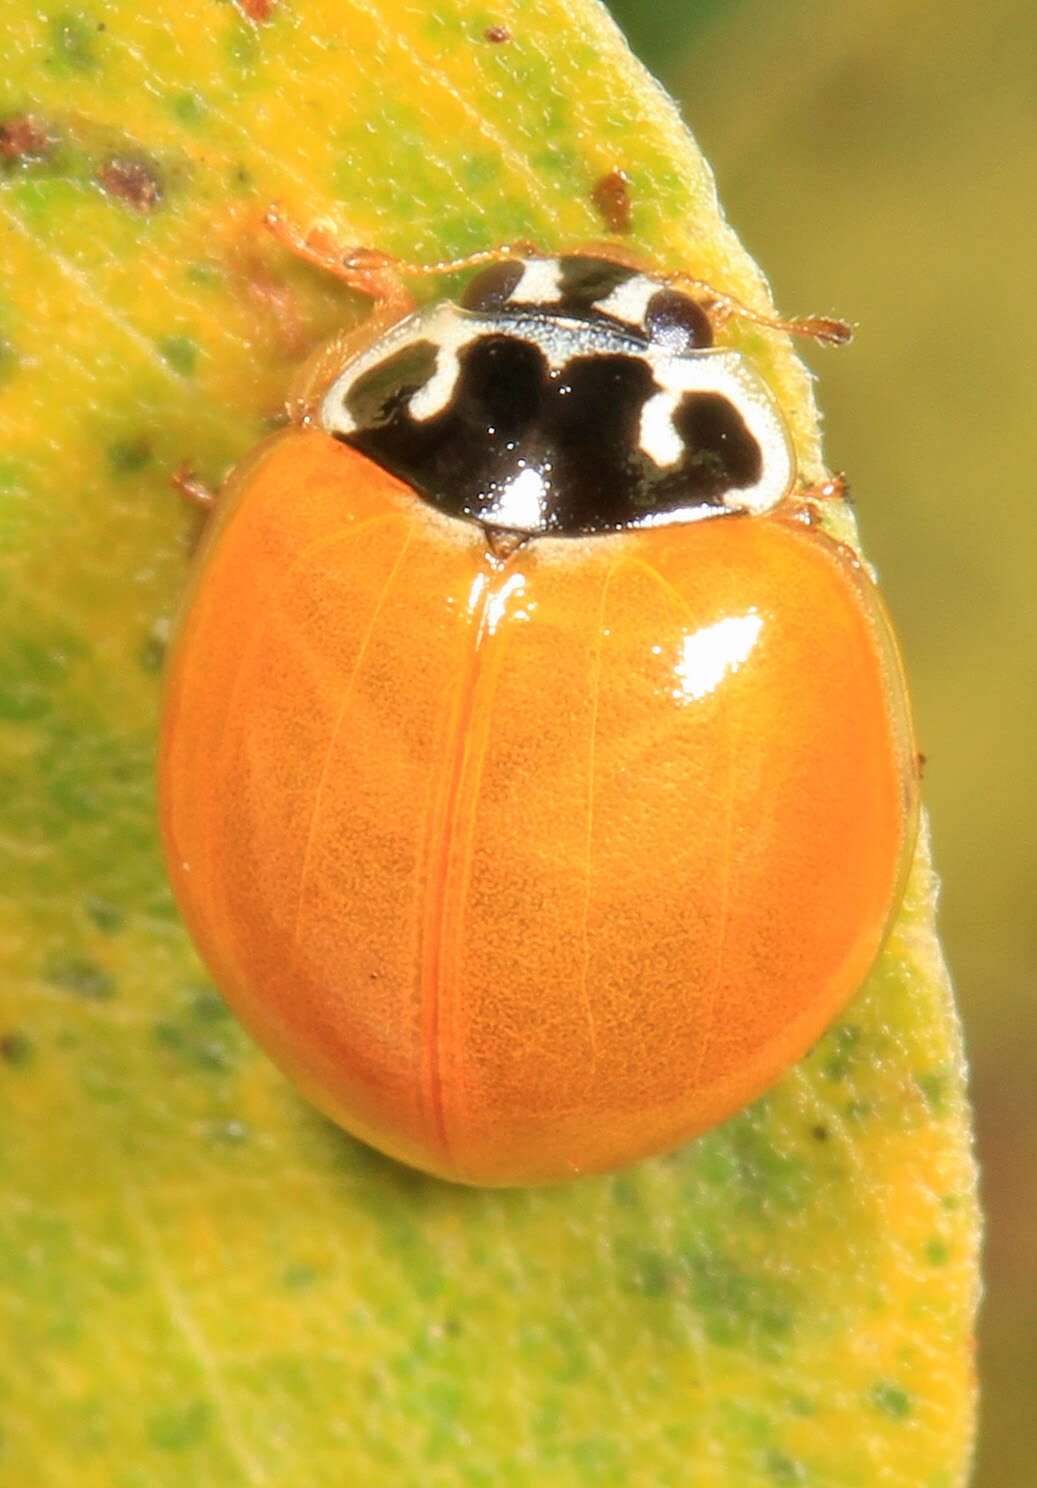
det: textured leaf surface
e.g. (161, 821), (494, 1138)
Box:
(0, 3), (978, 1484)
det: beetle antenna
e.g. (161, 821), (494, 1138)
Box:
(669, 273), (853, 347)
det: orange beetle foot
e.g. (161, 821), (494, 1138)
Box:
(781, 473), (849, 528)
(171, 459), (218, 510)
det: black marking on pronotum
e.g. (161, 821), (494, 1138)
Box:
(318, 258), (795, 537)
(333, 332), (763, 536)
(461, 255), (715, 350)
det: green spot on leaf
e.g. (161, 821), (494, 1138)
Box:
(870, 1380), (913, 1421)
(926, 1236), (951, 1266)
(46, 12), (100, 74)
(158, 335), (198, 375)
(1, 1030), (36, 1066)
(46, 957), (116, 1000)
(84, 895), (125, 933)
(765, 1449), (809, 1484)
(147, 1398), (211, 1451)
(106, 436), (152, 473)
(170, 90), (206, 125)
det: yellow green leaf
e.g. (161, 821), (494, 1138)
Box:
(0, 3), (979, 1485)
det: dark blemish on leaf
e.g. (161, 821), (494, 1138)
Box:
(159, 335), (198, 375)
(591, 168), (633, 234)
(1, 115), (53, 163)
(1, 1030), (35, 1066)
(148, 1399), (211, 1451)
(869, 1380), (912, 1421)
(230, 162), (254, 193)
(484, 24), (510, 43)
(811, 1123), (830, 1141)
(47, 957), (116, 1000)
(916, 751), (927, 778)
(97, 156), (162, 212)
(235, 0), (275, 21)
(107, 436), (152, 474)
(85, 896), (126, 933)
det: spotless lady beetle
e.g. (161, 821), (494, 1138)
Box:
(159, 213), (917, 1185)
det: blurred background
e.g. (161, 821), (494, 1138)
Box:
(602, 0), (1034, 1481)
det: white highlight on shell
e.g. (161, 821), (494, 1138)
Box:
(482, 466), (547, 530)
(673, 612), (764, 703)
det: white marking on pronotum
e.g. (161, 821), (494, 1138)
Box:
(508, 257), (565, 305)
(636, 348), (794, 516)
(638, 389), (686, 468)
(595, 274), (657, 328)
(408, 344), (459, 421)
(321, 304), (479, 434)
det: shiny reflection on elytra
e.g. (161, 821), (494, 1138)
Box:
(669, 611), (763, 703)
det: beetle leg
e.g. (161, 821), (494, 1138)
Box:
(171, 460), (218, 510)
(802, 472), (849, 506)
(265, 205), (418, 321)
(266, 209), (548, 423)
(269, 207), (543, 292)
(780, 473), (849, 528)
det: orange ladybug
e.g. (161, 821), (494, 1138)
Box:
(159, 218), (917, 1185)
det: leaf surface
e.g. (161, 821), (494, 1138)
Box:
(0, 4), (978, 1485)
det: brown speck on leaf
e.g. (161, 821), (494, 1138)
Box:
(591, 168), (633, 234)
(98, 156), (162, 212)
(484, 24), (511, 43)
(235, 0), (275, 20)
(0, 115), (52, 162)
